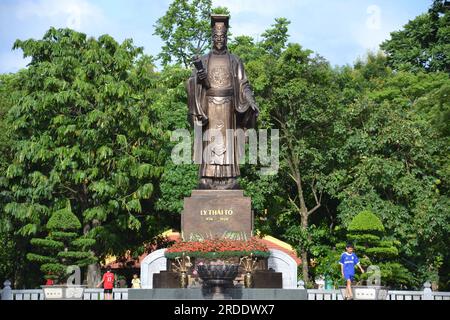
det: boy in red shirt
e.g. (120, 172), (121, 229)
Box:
(97, 266), (115, 300)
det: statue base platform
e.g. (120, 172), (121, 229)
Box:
(152, 270), (283, 289)
(128, 288), (307, 300)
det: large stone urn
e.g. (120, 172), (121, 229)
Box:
(197, 264), (239, 299)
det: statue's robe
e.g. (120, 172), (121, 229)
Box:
(187, 51), (258, 182)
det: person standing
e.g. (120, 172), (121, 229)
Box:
(131, 274), (141, 289)
(45, 272), (54, 286)
(97, 266), (115, 300)
(339, 243), (365, 300)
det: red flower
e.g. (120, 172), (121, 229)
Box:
(166, 237), (269, 255)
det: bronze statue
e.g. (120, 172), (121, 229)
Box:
(187, 14), (260, 190)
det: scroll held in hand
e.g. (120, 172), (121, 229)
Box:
(193, 56), (211, 89)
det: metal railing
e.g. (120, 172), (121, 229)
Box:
(2, 281), (449, 301)
(83, 288), (128, 300)
(0, 288), (129, 301)
(8, 289), (45, 301)
(307, 289), (450, 301)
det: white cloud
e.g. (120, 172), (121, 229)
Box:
(15, 0), (104, 30)
(366, 5), (382, 31)
(353, 5), (401, 52)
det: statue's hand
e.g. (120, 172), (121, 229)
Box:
(251, 102), (260, 117)
(195, 115), (207, 125)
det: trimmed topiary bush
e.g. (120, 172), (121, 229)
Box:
(348, 210), (385, 233)
(339, 209), (412, 288)
(27, 201), (97, 282)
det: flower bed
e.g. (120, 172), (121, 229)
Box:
(165, 237), (270, 260)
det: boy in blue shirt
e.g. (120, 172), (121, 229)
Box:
(339, 243), (364, 300)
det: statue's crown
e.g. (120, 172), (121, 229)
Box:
(211, 14), (229, 34)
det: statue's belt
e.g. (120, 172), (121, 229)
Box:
(206, 88), (233, 97)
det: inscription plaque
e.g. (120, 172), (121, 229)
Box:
(181, 190), (253, 241)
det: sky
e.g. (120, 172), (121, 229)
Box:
(0, 0), (431, 73)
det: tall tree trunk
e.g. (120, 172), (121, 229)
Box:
(83, 221), (101, 288)
(301, 250), (309, 285)
(296, 170), (310, 285)
(286, 150), (321, 286)
(300, 209), (309, 285)
(279, 122), (322, 286)
(80, 184), (101, 288)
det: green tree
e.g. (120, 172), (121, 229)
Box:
(151, 65), (198, 225)
(0, 73), (42, 287)
(154, 0), (229, 67)
(270, 44), (343, 285)
(326, 53), (450, 289)
(27, 201), (96, 282)
(5, 28), (167, 281)
(228, 19), (344, 285)
(380, 0), (450, 73)
(261, 18), (290, 58)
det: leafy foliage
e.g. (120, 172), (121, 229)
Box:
(0, 0), (448, 290)
(380, 0), (450, 73)
(27, 202), (96, 282)
(4, 28), (170, 284)
(328, 53), (449, 289)
(154, 0), (230, 67)
(348, 210), (385, 233)
(341, 210), (413, 288)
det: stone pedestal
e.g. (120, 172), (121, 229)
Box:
(181, 190), (253, 241)
(128, 289), (308, 300)
(252, 271), (283, 289)
(153, 272), (180, 289)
